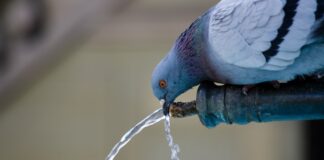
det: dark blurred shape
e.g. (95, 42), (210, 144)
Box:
(0, 0), (10, 10)
(24, 0), (47, 40)
(0, 0), (10, 70)
(304, 120), (324, 160)
(20, 0), (47, 40)
(0, 0), (132, 106)
(0, 0), (47, 70)
(0, 25), (8, 71)
(4, 0), (47, 41)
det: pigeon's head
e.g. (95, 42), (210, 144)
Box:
(151, 48), (197, 115)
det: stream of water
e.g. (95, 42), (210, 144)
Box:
(105, 108), (180, 160)
(164, 115), (180, 160)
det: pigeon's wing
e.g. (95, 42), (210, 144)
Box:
(208, 0), (317, 70)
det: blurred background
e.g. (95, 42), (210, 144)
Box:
(0, 0), (318, 160)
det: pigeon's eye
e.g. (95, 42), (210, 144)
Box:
(159, 80), (167, 89)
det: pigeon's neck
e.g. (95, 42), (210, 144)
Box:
(174, 16), (209, 85)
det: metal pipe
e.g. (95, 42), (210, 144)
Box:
(170, 78), (324, 127)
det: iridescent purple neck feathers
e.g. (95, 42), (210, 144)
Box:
(174, 17), (208, 83)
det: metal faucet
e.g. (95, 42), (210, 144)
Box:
(169, 77), (324, 128)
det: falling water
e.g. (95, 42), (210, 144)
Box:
(164, 115), (180, 160)
(105, 108), (180, 160)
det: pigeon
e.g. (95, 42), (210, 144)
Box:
(151, 0), (324, 115)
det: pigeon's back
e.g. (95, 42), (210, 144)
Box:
(202, 0), (324, 84)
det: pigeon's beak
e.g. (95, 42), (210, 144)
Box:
(160, 99), (171, 116)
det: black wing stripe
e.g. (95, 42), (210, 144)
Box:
(313, 0), (324, 38)
(262, 0), (299, 61)
(315, 0), (324, 20)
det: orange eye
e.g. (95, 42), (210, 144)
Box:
(159, 80), (167, 89)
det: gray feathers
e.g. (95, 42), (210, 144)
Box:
(207, 0), (320, 71)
